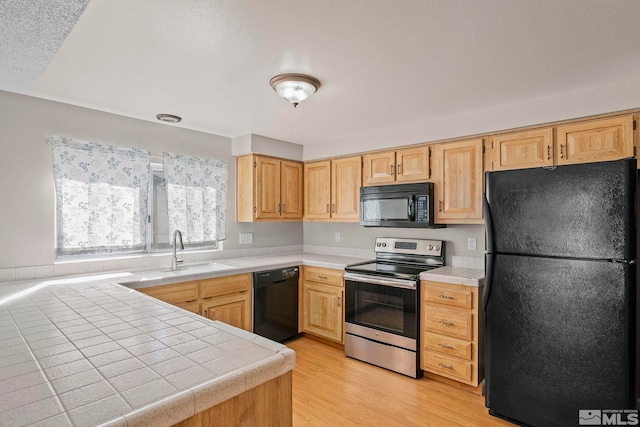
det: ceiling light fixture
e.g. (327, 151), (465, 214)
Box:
(269, 73), (321, 107)
(156, 113), (182, 123)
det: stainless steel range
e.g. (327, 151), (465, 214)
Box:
(344, 237), (444, 378)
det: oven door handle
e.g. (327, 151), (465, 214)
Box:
(344, 272), (416, 289)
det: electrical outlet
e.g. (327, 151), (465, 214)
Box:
(335, 232), (341, 242)
(467, 237), (477, 251)
(239, 233), (253, 244)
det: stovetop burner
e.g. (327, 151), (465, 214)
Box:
(345, 237), (445, 280)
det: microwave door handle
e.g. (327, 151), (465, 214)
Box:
(408, 198), (414, 220)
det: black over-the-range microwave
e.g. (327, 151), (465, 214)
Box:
(359, 182), (445, 228)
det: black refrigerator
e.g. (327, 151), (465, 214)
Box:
(483, 158), (638, 427)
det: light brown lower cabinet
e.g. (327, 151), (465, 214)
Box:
(138, 273), (252, 332)
(201, 292), (251, 331)
(301, 266), (344, 343)
(420, 280), (484, 387)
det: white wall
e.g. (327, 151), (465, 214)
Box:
(0, 91), (303, 276)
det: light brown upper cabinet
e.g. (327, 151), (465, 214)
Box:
(237, 154), (303, 222)
(486, 115), (637, 172)
(432, 139), (483, 224)
(304, 156), (361, 222)
(487, 128), (554, 171)
(556, 115), (634, 166)
(362, 146), (430, 186)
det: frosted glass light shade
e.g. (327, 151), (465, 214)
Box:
(269, 73), (321, 107)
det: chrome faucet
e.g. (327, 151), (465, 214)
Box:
(171, 229), (184, 271)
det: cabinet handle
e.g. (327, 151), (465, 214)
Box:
(560, 144), (564, 159)
(438, 320), (454, 326)
(438, 201), (443, 212)
(204, 310), (208, 316)
(282, 204), (287, 213)
(438, 343), (454, 350)
(547, 145), (551, 160)
(185, 299), (197, 303)
(390, 164), (394, 175)
(326, 204), (329, 213)
(318, 275), (328, 279)
(438, 363), (454, 370)
(338, 297), (341, 307)
(397, 164), (402, 175)
(438, 295), (454, 300)
(202, 296), (212, 300)
(331, 204), (336, 213)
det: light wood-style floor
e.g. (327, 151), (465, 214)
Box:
(288, 336), (514, 427)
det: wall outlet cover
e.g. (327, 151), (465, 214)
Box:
(335, 232), (341, 242)
(239, 233), (253, 244)
(467, 237), (477, 251)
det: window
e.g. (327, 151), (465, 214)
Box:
(51, 136), (150, 256)
(51, 137), (227, 258)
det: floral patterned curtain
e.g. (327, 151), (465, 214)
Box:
(51, 136), (150, 256)
(162, 153), (227, 244)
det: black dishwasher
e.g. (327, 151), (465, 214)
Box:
(253, 267), (299, 343)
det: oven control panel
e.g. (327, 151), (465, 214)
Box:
(374, 237), (443, 256)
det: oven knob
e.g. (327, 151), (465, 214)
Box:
(435, 245), (440, 250)
(382, 243), (387, 247)
(376, 242), (381, 247)
(428, 245), (433, 250)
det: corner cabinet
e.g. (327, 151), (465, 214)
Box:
(421, 280), (484, 388)
(432, 139), (483, 224)
(237, 154), (303, 222)
(301, 266), (344, 343)
(362, 146), (430, 186)
(304, 156), (361, 222)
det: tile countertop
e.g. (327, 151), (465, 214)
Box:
(420, 266), (485, 287)
(0, 252), (370, 427)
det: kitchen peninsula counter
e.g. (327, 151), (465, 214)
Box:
(0, 252), (369, 426)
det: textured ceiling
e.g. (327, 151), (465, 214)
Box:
(2, 0), (640, 150)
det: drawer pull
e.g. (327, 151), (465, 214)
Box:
(438, 320), (454, 326)
(438, 363), (454, 370)
(438, 294), (454, 300)
(185, 299), (197, 303)
(318, 275), (328, 280)
(438, 343), (454, 350)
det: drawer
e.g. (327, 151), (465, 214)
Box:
(423, 282), (472, 309)
(424, 332), (472, 360)
(424, 305), (472, 340)
(140, 282), (199, 305)
(200, 274), (251, 299)
(175, 300), (200, 314)
(304, 266), (343, 287)
(424, 352), (473, 383)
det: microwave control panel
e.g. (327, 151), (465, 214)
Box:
(415, 196), (429, 222)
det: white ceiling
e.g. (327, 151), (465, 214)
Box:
(3, 0), (640, 152)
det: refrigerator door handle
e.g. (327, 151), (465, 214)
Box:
(482, 192), (494, 310)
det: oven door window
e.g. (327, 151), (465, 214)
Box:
(345, 280), (417, 339)
(362, 198), (411, 222)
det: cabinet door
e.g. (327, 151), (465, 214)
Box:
(280, 160), (303, 219)
(489, 128), (554, 171)
(331, 156), (361, 220)
(201, 292), (251, 331)
(362, 151), (396, 186)
(255, 156), (281, 219)
(556, 115), (634, 166)
(303, 282), (343, 343)
(304, 161), (331, 219)
(396, 146), (430, 182)
(433, 139), (483, 223)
